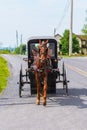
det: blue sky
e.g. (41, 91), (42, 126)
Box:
(0, 0), (87, 47)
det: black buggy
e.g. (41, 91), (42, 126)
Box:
(18, 36), (69, 97)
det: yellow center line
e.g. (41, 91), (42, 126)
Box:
(65, 63), (87, 77)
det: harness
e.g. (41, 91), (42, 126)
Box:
(37, 58), (52, 73)
(31, 58), (51, 73)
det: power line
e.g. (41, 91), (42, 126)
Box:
(55, 0), (70, 34)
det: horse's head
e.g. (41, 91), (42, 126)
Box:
(31, 40), (50, 71)
(38, 40), (50, 68)
(39, 40), (48, 57)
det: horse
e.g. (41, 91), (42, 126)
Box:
(31, 40), (51, 106)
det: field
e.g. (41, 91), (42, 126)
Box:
(0, 56), (10, 93)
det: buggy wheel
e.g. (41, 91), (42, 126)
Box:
(62, 62), (68, 95)
(62, 62), (65, 88)
(19, 66), (23, 97)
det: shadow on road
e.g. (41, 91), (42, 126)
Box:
(47, 88), (87, 109)
(0, 88), (87, 109)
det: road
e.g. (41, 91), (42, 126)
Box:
(0, 54), (87, 130)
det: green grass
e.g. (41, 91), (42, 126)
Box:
(0, 50), (11, 54)
(0, 56), (10, 93)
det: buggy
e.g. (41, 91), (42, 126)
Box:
(18, 36), (69, 97)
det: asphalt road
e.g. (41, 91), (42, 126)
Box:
(0, 54), (87, 130)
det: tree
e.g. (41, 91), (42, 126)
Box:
(60, 30), (80, 55)
(60, 30), (69, 55)
(14, 46), (20, 54)
(14, 44), (26, 54)
(21, 44), (26, 54)
(82, 10), (87, 34)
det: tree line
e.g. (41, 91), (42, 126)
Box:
(0, 44), (26, 54)
(14, 44), (26, 54)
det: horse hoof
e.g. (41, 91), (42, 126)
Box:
(36, 100), (40, 105)
(43, 102), (46, 106)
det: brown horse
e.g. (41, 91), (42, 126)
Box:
(32, 40), (50, 106)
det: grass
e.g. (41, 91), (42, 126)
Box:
(0, 56), (10, 93)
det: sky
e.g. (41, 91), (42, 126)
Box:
(0, 0), (87, 47)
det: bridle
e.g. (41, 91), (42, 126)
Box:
(31, 40), (51, 73)
(37, 43), (50, 72)
(39, 44), (48, 57)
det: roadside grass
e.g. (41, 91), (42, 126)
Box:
(0, 50), (10, 54)
(0, 56), (10, 93)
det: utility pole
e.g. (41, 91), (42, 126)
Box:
(16, 30), (18, 47)
(69, 0), (73, 56)
(20, 34), (23, 54)
(54, 28), (56, 36)
(20, 34), (22, 45)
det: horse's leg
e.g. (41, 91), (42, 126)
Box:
(43, 74), (47, 106)
(36, 73), (40, 105)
